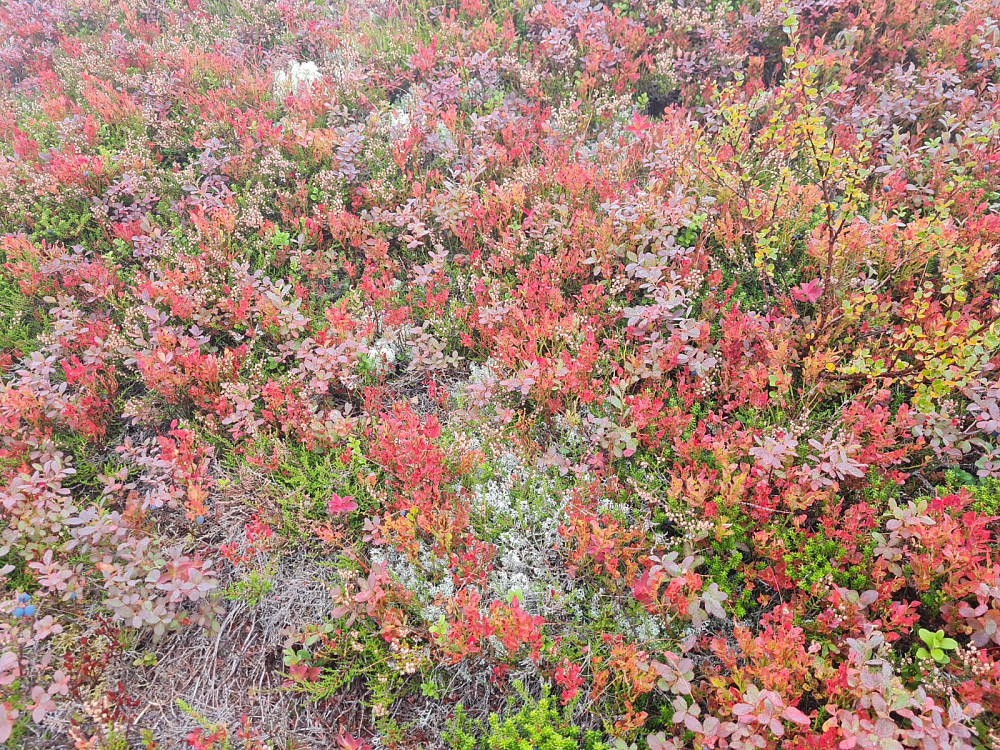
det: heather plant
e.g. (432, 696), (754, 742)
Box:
(445, 684), (605, 750)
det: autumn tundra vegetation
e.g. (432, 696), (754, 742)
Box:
(2, 0), (1000, 748)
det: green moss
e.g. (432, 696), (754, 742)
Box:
(222, 561), (276, 607)
(967, 477), (1000, 516)
(282, 612), (414, 733)
(0, 550), (35, 596)
(269, 437), (372, 534)
(0, 272), (48, 357)
(863, 471), (901, 510)
(445, 683), (605, 750)
(702, 531), (752, 619)
(782, 528), (873, 595)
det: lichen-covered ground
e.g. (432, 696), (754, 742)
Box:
(2, 1), (1000, 748)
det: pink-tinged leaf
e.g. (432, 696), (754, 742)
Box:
(48, 671), (70, 697)
(29, 685), (55, 723)
(626, 111), (651, 135)
(0, 652), (19, 687)
(782, 706), (811, 726)
(791, 278), (824, 304)
(328, 493), (357, 515)
(337, 731), (372, 750)
(0, 702), (16, 742)
(684, 715), (702, 732)
(647, 733), (678, 750)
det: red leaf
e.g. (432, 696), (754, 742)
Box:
(328, 493), (358, 515)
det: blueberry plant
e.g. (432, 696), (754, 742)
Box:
(1, 0), (1000, 748)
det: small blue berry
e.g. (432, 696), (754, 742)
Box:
(883, 185), (891, 193)
(976, 62), (983, 70)
(23, 605), (36, 617)
(69, 592), (78, 601)
(17, 593), (29, 604)
(13, 607), (24, 618)
(196, 515), (205, 524)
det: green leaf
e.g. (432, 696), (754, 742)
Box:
(931, 648), (948, 663)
